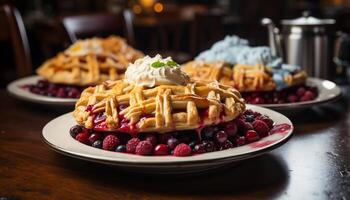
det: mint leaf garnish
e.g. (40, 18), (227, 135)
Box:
(151, 61), (165, 68)
(166, 60), (178, 67)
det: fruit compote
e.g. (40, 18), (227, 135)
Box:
(70, 109), (291, 157)
(242, 85), (318, 104)
(24, 80), (84, 98)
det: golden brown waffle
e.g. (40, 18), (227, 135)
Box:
(73, 80), (246, 133)
(182, 61), (307, 92)
(36, 36), (144, 86)
(232, 64), (276, 91)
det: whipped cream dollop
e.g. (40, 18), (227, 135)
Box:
(195, 35), (301, 90)
(65, 38), (103, 56)
(125, 54), (190, 87)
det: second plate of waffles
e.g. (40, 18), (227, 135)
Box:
(7, 36), (143, 105)
(42, 55), (293, 174)
(182, 35), (341, 110)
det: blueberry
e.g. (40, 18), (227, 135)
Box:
(167, 138), (179, 150)
(202, 126), (216, 139)
(245, 115), (254, 122)
(92, 140), (102, 149)
(189, 141), (197, 149)
(172, 132), (180, 138)
(116, 145), (127, 152)
(70, 125), (83, 138)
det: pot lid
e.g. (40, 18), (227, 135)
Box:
(281, 11), (335, 26)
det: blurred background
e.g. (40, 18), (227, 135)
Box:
(2, 0), (350, 87)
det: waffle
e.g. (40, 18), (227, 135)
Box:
(182, 61), (307, 92)
(36, 36), (144, 86)
(73, 80), (246, 133)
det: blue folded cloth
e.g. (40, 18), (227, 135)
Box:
(195, 35), (301, 90)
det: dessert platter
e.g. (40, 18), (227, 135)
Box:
(7, 36), (143, 106)
(42, 55), (294, 174)
(182, 35), (341, 111)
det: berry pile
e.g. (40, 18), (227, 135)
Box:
(70, 109), (276, 157)
(242, 85), (318, 104)
(25, 80), (83, 98)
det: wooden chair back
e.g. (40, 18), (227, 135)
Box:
(61, 10), (135, 46)
(190, 10), (223, 56)
(1, 4), (32, 77)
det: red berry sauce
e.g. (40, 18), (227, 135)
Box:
(23, 80), (84, 98)
(242, 85), (318, 104)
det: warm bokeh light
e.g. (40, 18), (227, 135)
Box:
(154, 2), (164, 13)
(139, 0), (155, 8)
(133, 4), (142, 14)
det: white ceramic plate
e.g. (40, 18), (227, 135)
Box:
(253, 77), (342, 112)
(42, 105), (293, 174)
(7, 75), (78, 106)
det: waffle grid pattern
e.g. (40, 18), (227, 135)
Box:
(74, 80), (246, 133)
(182, 61), (307, 92)
(36, 36), (143, 86)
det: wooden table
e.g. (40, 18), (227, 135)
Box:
(1, 88), (350, 200)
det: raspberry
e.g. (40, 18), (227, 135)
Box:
(135, 141), (153, 155)
(256, 115), (274, 128)
(102, 135), (120, 151)
(75, 132), (89, 144)
(154, 144), (170, 155)
(252, 120), (270, 137)
(173, 143), (192, 157)
(126, 138), (141, 153)
(245, 130), (260, 143)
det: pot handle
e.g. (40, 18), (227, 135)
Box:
(333, 32), (350, 75)
(261, 18), (284, 58)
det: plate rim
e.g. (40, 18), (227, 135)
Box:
(6, 75), (78, 106)
(42, 105), (294, 166)
(249, 77), (342, 109)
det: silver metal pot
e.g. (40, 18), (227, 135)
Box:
(262, 11), (347, 79)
